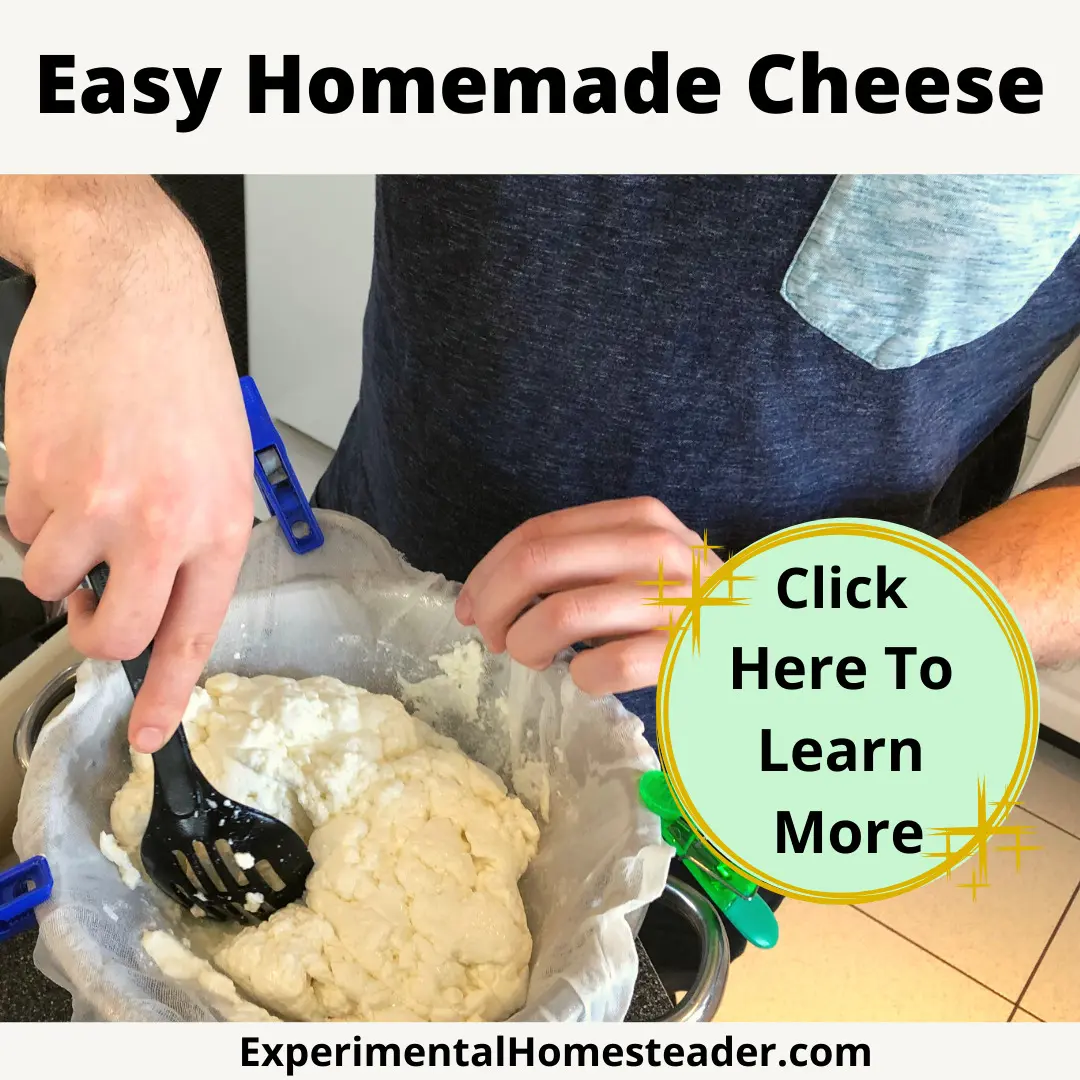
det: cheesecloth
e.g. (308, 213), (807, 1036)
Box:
(13, 510), (670, 1021)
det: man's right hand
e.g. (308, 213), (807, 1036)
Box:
(0, 177), (254, 752)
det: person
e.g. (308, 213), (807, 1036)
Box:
(3, 174), (1080, 969)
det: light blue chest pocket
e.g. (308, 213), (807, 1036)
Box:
(781, 175), (1080, 371)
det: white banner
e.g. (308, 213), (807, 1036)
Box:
(0, 0), (1078, 171)
(1, 1021), (1075, 1075)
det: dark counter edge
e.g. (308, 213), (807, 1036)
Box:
(0, 927), (674, 1023)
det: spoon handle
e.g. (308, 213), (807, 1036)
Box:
(147, 724), (200, 818)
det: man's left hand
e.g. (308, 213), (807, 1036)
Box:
(456, 497), (720, 696)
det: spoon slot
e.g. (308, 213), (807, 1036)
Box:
(173, 850), (205, 893)
(254, 860), (286, 893)
(192, 841), (229, 894)
(214, 839), (250, 886)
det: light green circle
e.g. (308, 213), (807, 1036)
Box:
(661, 519), (1036, 900)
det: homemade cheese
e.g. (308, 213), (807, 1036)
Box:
(108, 672), (539, 1022)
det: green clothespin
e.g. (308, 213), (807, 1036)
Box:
(640, 770), (779, 950)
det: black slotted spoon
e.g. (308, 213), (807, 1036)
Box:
(87, 564), (313, 924)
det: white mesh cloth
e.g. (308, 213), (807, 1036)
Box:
(14, 511), (669, 1021)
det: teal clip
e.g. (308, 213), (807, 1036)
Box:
(640, 770), (779, 950)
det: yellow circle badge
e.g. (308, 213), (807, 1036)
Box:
(655, 519), (1038, 903)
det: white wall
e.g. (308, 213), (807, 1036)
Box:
(244, 175), (376, 450)
(1016, 336), (1080, 492)
(1010, 339), (1080, 488)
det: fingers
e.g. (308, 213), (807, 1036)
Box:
(568, 630), (671, 696)
(505, 582), (679, 670)
(125, 547), (245, 753)
(20, 512), (103, 602)
(65, 587), (96, 625)
(65, 550), (180, 662)
(458, 497), (699, 623)
(464, 527), (698, 653)
(458, 497), (725, 698)
(2, 471), (52, 546)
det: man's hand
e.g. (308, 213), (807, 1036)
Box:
(1, 177), (254, 752)
(456, 497), (720, 696)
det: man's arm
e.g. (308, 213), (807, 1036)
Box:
(0, 175), (254, 752)
(943, 468), (1080, 666)
(0, 176), (177, 274)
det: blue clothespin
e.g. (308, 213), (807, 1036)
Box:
(240, 376), (324, 555)
(0, 856), (53, 942)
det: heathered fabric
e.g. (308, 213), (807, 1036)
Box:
(782, 175), (1080, 369)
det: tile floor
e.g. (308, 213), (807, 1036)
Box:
(716, 738), (1080, 1022)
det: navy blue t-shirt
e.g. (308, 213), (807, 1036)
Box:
(315, 176), (1080, 744)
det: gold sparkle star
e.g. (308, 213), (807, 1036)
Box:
(958, 868), (991, 901)
(640, 532), (752, 653)
(997, 827), (1040, 872)
(924, 778), (1037, 899)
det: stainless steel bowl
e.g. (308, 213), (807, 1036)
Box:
(652, 877), (729, 1021)
(13, 664), (728, 1021)
(14, 664), (79, 773)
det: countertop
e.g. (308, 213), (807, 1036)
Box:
(0, 927), (675, 1022)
